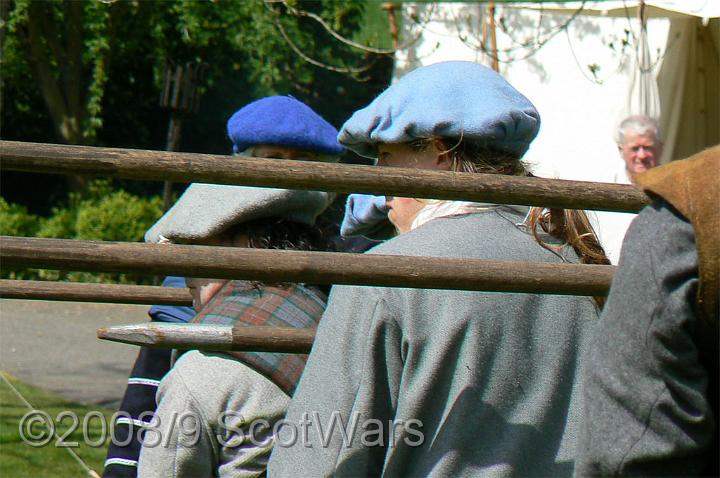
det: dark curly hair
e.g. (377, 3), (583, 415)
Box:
(217, 218), (333, 293)
(243, 218), (330, 252)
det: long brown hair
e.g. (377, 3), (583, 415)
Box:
(413, 138), (610, 308)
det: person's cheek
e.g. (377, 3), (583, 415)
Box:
(190, 289), (202, 311)
(199, 280), (228, 309)
(387, 208), (398, 227)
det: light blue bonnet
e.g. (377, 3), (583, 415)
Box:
(338, 61), (540, 159)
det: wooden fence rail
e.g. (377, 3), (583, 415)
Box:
(0, 140), (650, 212)
(1, 236), (615, 296)
(0, 140), (627, 352)
(0, 279), (192, 306)
(98, 324), (315, 354)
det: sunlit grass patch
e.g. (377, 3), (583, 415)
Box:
(0, 371), (114, 477)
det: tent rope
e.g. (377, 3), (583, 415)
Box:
(0, 371), (100, 478)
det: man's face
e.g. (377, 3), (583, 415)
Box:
(619, 131), (661, 176)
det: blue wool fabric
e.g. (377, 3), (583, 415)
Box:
(148, 276), (195, 323)
(227, 96), (344, 155)
(340, 194), (393, 239)
(338, 61), (540, 159)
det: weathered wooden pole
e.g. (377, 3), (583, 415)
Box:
(487, 1), (499, 72)
(0, 279), (192, 306)
(98, 323), (315, 354)
(382, 3), (400, 50)
(0, 141), (650, 212)
(1, 236), (615, 296)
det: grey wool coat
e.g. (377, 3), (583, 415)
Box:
(268, 207), (600, 477)
(574, 201), (716, 476)
(138, 351), (290, 478)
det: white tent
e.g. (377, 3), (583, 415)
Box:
(514, 1), (720, 20)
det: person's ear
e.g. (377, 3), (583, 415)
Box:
(432, 139), (453, 170)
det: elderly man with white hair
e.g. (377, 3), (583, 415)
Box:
(614, 115), (663, 184)
(589, 115), (664, 264)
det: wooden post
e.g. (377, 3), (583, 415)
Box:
(159, 61), (204, 211)
(162, 111), (182, 211)
(98, 323), (315, 354)
(0, 279), (192, 305)
(0, 141), (650, 212)
(0, 236), (615, 296)
(488, 0), (499, 72)
(382, 3), (400, 50)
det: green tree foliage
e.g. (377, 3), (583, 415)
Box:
(0, 198), (40, 237)
(2, 0), (123, 145)
(1, 0), (392, 211)
(2, 180), (164, 283)
(0, 1), (393, 283)
(36, 180), (163, 242)
(1, 0), (391, 149)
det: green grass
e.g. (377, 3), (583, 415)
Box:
(0, 372), (114, 477)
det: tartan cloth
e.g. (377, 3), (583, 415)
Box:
(190, 280), (327, 395)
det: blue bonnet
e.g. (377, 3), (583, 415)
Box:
(338, 61), (540, 159)
(227, 95), (344, 156)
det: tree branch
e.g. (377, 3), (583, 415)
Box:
(0, 0), (9, 116)
(20, 1), (74, 143)
(64, 0), (83, 127)
(269, 9), (369, 75)
(281, 1), (425, 55)
(82, 0), (127, 141)
(0, 0), (11, 63)
(38, 1), (68, 68)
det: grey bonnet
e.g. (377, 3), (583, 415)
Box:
(144, 184), (333, 243)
